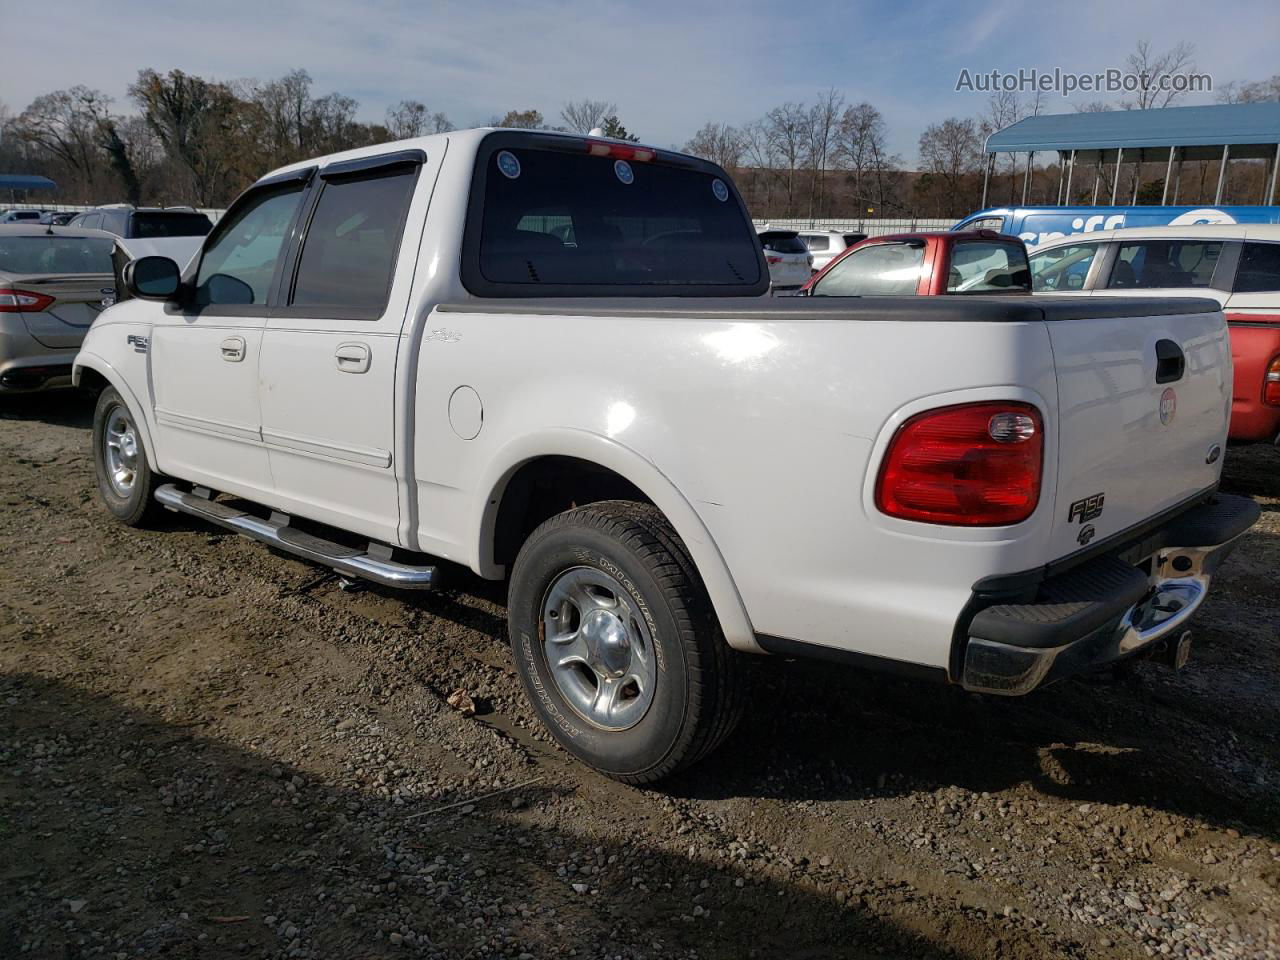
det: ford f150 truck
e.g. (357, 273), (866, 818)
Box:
(74, 128), (1260, 783)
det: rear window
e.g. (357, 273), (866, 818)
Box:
(947, 241), (1031, 292)
(468, 140), (762, 294)
(759, 232), (807, 255)
(0, 236), (114, 274)
(1234, 241), (1280, 293)
(803, 234), (830, 251)
(1108, 239), (1224, 289)
(130, 212), (213, 239)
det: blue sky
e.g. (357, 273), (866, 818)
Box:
(6, 0), (1279, 163)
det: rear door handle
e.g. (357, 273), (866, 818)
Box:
(1155, 339), (1185, 383)
(335, 342), (371, 374)
(220, 336), (246, 362)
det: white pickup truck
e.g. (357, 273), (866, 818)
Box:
(74, 129), (1259, 783)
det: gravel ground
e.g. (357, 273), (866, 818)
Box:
(1, 392), (1277, 960)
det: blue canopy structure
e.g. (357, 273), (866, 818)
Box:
(0, 175), (57, 193)
(981, 103), (1280, 206)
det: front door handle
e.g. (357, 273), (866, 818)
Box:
(335, 342), (371, 374)
(220, 336), (246, 362)
(1155, 338), (1185, 383)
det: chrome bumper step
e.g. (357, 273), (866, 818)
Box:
(154, 484), (437, 589)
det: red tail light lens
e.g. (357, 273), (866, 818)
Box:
(1265, 355), (1280, 406)
(0, 288), (55, 313)
(766, 255), (782, 265)
(876, 401), (1044, 526)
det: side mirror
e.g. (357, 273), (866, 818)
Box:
(124, 256), (181, 301)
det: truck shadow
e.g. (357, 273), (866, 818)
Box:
(0, 389), (96, 429)
(0, 672), (1009, 960)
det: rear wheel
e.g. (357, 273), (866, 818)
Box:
(93, 387), (162, 527)
(507, 500), (745, 783)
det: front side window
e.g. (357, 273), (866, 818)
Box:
(1234, 241), (1280, 293)
(1108, 239), (1224, 289)
(195, 184), (305, 306)
(947, 241), (1031, 292)
(811, 243), (925, 296)
(289, 167), (418, 312)
(1029, 243), (1098, 292)
(472, 143), (762, 292)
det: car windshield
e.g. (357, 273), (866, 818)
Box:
(474, 143), (760, 290)
(759, 232), (807, 254)
(131, 212), (213, 239)
(0, 236), (115, 274)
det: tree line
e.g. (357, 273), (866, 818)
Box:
(0, 70), (639, 208)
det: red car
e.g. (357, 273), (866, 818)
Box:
(800, 230), (1032, 297)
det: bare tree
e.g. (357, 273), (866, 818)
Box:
(762, 103), (808, 214)
(918, 117), (981, 199)
(11, 87), (111, 194)
(834, 102), (890, 208)
(560, 99), (616, 134)
(1217, 75), (1280, 103)
(1123, 40), (1197, 109)
(385, 100), (453, 139)
(804, 89), (844, 218)
(683, 122), (745, 171)
(493, 109), (544, 129)
(1072, 100), (1113, 113)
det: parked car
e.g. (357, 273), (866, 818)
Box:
(66, 204), (211, 269)
(797, 229), (867, 271)
(801, 230), (1031, 296)
(1029, 224), (1280, 444)
(0, 224), (116, 392)
(39, 211), (78, 226)
(0, 209), (46, 224)
(757, 229), (813, 294)
(75, 128), (1257, 782)
(953, 205), (1280, 249)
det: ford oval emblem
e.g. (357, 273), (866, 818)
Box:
(1159, 387), (1177, 426)
(1205, 443), (1222, 465)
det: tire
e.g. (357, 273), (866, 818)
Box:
(508, 500), (745, 783)
(92, 386), (163, 527)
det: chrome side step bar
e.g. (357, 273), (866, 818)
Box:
(154, 484), (437, 590)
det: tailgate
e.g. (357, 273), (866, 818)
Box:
(11, 274), (113, 348)
(1045, 297), (1230, 559)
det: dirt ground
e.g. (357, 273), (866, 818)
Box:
(1, 392), (1277, 960)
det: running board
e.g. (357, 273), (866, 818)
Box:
(154, 484), (437, 590)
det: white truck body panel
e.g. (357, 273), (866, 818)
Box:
(75, 128), (1237, 679)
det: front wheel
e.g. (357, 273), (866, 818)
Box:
(507, 501), (745, 783)
(93, 386), (163, 527)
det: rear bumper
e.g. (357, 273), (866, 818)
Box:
(959, 493), (1260, 695)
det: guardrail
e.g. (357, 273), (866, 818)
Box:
(753, 218), (957, 235)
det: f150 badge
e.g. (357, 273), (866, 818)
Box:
(1068, 493), (1105, 545)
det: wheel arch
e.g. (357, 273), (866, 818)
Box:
(477, 429), (761, 654)
(74, 353), (158, 465)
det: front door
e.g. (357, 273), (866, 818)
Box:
(150, 177), (308, 497)
(258, 152), (426, 544)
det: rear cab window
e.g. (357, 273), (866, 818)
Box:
(1107, 239), (1225, 289)
(463, 133), (765, 297)
(130, 212), (213, 239)
(811, 242), (925, 296)
(947, 241), (1030, 293)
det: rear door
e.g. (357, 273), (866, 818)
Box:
(258, 150), (428, 544)
(1044, 299), (1231, 559)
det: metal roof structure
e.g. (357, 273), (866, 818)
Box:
(986, 102), (1280, 162)
(981, 103), (1280, 208)
(0, 175), (57, 192)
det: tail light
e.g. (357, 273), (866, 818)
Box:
(766, 255), (782, 265)
(0, 288), (55, 313)
(586, 140), (655, 162)
(1265, 355), (1280, 406)
(876, 401), (1044, 526)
